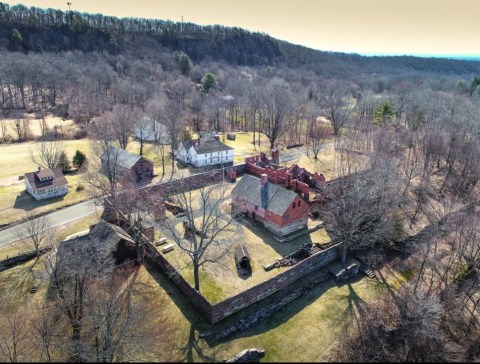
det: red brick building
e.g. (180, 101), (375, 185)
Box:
(245, 151), (325, 190)
(231, 174), (309, 236)
(100, 146), (154, 181)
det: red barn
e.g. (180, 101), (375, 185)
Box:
(231, 174), (309, 236)
(100, 146), (154, 181)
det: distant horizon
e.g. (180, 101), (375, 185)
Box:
(3, 0), (480, 58)
(358, 53), (480, 60)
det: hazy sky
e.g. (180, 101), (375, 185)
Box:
(4, 0), (480, 56)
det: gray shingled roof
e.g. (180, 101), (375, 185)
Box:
(24, 167), (68, 191)
(231, 175), (297, 216)
(194, 139), (233, 154)
(100, 146), (145, 169)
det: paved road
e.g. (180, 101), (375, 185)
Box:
(0, 200), (103, 247)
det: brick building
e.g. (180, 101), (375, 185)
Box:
(100, 146), (154, 181)
(231, 174), (309, 236)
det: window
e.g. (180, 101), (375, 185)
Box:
(285, 214), (289, 221)
(298, 201), (301, 207)
(255, 205), (258, 210)
(292, 202), (295, 209)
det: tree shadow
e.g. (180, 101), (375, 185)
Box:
(335, 280), (367, 326)
(204, 272), (366, 346)
(144, 261), (209, 328)
(177, 322), (221, 362)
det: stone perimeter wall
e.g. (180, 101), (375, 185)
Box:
(146, 239), (340, 324)
(209, 244), (340, 323)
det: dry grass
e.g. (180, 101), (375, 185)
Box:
(1, 115), (80, 141)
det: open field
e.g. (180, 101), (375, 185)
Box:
(0, 114), (80, 141)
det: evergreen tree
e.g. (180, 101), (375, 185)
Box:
(72, 150), (86, 169)
(201, 72), (217, 93)
(174, 51), (191, 76)
(57, 151), (71, 172)
(374, 100), (395, 125)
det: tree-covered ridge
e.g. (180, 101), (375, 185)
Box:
(1, 2), (480, 75)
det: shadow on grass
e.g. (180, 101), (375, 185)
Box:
(240, 218), (313, 258)
(178, 323), (221, 362)
(13, 190), (66, 211)
(144, 261), (208, 327)
(206, 273), (367, 346)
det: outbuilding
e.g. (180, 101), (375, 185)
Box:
(235, 244), (251, 271)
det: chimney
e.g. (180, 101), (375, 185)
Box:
(214, 135), (220, 141)
(260, 174), (268, 186)
(37, 166), (41, 172)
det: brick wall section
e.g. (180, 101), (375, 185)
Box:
(209, 244), (341, 323)
(149, 164), (247, 197)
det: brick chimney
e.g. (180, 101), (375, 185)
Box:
(260, 174), (268, 186)
(271, 149), (280, 164)
(214, 135), (220, 141)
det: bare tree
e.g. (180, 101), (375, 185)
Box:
(15, 213), (55, 256)
(260, 79), (294, 150)
(162, 182), (243, 292)
(308, 119), (330, 160)
(322, 157), (402, 262)
(154, 142), (167, 178)
(133, 116), (152, 156)
(98, 104), (137, 150)
(320, 80), (353, 145)
(0, 114), (9, 143)
(0, 309), (28, 363)
(31, 137), (65, 169)
(159, 96), (184, 176)
(45, 234), (115, 362)
(30, 303), (63, 363)
(84, 269), (148, 362)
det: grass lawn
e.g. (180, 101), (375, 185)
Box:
(0, 139), (94, 180)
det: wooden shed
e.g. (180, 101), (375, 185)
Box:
(235, 244), (251, 271)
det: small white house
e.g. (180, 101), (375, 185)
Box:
(134, 117), (170, 144)
(175, 133), (234, 167)
(24, 167), (69, 200)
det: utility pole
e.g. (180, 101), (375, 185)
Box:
(67, 2), (72, 11)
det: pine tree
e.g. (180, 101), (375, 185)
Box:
(57, 151), (71, 172)
(72, 150), (86, 169)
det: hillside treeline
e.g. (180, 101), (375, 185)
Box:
(1, 2), (480, 76)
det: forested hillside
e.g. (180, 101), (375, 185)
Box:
(1, 2), (480, 76)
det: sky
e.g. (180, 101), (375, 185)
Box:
(3, 0), (480, 57)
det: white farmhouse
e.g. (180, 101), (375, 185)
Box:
(134, 116), (170, 144)
(175, 133), (234, 168)
(24, 167), (69, 200)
